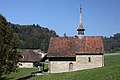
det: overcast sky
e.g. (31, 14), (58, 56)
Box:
(0, 0), (120, 37)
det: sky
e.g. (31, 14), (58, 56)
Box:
(0, 0), (120, 37)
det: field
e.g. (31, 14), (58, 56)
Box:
(1, 68), (38, 80)
(1, 64), (48, 80)
(1, 53), (120, 80)
(29, 54), (120, 80)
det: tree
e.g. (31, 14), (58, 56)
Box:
(11, 23), (58, 52)
(103, 33), (120, 53)
(0, 14), (20, 77)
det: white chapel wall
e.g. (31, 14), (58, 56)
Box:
(75, 55), (103, 70)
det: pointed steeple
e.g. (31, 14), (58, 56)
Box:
(77, 6), (85, 35)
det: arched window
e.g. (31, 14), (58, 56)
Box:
(69, 62), (73, 71)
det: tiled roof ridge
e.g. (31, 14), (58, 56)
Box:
(51, 36), (103, 37)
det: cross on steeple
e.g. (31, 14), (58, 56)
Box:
(77, 6), (85, 36)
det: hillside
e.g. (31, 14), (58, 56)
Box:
(9, 23), (58, 52)
(104, 33), (120, 53)
(12, 23), (120, 53)
(11, 22), (120, 53)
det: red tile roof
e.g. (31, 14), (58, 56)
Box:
(47, 36), (104, 57)
(20, 50), (41, 62)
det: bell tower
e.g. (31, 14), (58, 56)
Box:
(77, 6), (85, 36)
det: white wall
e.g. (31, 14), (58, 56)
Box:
(18, 62), (34, 68)
(49, 61), (75, 73)
(49, 55), (104, 73)
(75, 55), (104, 70)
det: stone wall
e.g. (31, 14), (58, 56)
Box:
(49, 61), (76, 73)
(75, 55), (104, 70)
(49, 55), (104, 73)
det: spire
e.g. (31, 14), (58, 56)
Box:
(77, 6), (85, 35)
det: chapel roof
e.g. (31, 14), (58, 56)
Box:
(47, 36), (104, 57)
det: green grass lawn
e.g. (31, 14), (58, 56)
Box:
(1, 54), (120, 80)
(29, 55), (120, 80)
(1, 68), (38, 79)
(1, 64), (48, 79)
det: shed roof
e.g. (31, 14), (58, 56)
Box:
(20, 50), (41, 62)
(33, 49), (44, 54)
(47, 36), (104, 57)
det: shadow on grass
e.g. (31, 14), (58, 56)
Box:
(44, 69), (48, 72)
(0, 77), (14, 80)
(0, 69), (48, 80)
(0, 74), (32, 80)
(15, 75), (32, 80)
